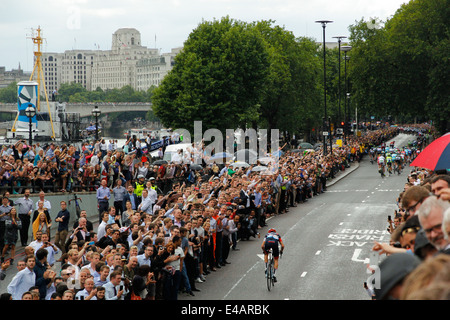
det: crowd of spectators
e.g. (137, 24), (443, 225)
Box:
(365, 127), (450, 300)
(0, 124), (448, 301)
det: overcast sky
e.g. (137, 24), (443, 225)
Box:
(1, 0), (408, 71)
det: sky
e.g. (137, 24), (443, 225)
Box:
(1, 0), (409, 72)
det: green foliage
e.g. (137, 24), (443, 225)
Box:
(0, 82), (18, 103)
(153, 17), (323, 138)
(152, 17), (270, 134)
(348, 0), (449, 133)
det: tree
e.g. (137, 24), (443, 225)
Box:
(348, 0), (449, 133)
(252, 21), (322, 140)
(0, 82), (18, 103)
(152, 16), (270, 135)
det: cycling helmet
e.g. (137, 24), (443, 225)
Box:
(268, 228), (276, 233)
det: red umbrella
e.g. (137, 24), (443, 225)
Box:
(410, 133), (450, 171)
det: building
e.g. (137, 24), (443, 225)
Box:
(41, 28), (179, 96)
(136, 48), (181, 91)
(0, 65), (32, 88)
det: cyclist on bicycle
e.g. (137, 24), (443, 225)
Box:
(261, 228), (284, 282)
(369, 148), (375, 164)
(386, 152), (393, 174)
(377, 153), (386, 176)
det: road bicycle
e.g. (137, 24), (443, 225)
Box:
(265, 248), (282, 291)
(68, 193), (83, 218)
(378, 164), (385, 178)
(266, 248), (275, 291)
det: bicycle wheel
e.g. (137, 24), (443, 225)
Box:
(266, 254), (273, 291)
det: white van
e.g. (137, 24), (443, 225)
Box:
(163, 143), (193, 162)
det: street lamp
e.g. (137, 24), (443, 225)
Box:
(315, 20), (333, 155)
(92, 105), (101, 141)
(25, 103), (36, 147)
(332, 36), (347, 127)
(341, 45), (352, 143)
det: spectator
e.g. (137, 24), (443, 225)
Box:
(15, 188), (33, 246)
(96, 179), (111, 223)
(7, 254), (36, 300)
(417, 196), (450, 254)
(34, 248), (56, 300)
(54, 200), (70, 254)
(103, 269), (128, 300)
(1, 207), (21, 264)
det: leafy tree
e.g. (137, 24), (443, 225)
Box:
(252, 21), (322, 140)
(348, 0), (449, 133)
(0, 82), (18, 103)
(152, 16), (270, 135)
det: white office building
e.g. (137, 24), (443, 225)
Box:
(41, 28), (179, 95)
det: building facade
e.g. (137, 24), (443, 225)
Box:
(41, 28), (179, 96)
(0, 65), (32, 89)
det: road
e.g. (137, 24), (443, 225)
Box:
(179, 133), (415, 300)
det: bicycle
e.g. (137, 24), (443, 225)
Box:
(265, 247), (282, 291)
(68, 193), (83, 218)
(266, 248), (275, 291)
(379, 164), (385, 178)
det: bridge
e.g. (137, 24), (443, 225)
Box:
(0, 102), (152, 117)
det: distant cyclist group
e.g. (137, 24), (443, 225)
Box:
(370, 137), (424, 178)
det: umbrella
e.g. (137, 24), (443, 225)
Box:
(209, 152), (233, 162)
(234, 149), (258, 164)
(152, 160), (168, 165)
(260, 170), (275, 176)
(410, 133), (450, 171)
(258, 157), (275, 165)
(299, 142), (314, 149)
(252, 165), (268, 172)
(291, 149), (303, 153)
(189, 164), (203, 170)
(230, 161), (250, 168)
(211, 152), (233, 159)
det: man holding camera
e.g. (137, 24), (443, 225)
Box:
(104, 270), (128, 300)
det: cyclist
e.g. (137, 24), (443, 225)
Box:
(261, 228), (284, 283)
(369, 147), (375, 164)
(386, 152), (393, 174)
(377, 153), (386, 177)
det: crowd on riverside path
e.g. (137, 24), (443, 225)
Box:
(0, 123), (448, 301)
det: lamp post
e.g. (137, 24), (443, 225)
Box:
(92, 105), (101, 141)
(341, 45), (352, 144)
(332, 36), (347, 128)
(315, 20), (333, 156)
(25, 104), (36, 147)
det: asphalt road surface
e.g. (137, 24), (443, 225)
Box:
(179, 133), (416, 300)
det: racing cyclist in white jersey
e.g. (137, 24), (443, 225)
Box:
(377, 154), (386, 177)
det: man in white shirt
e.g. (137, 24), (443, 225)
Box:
(103, 270), (128, 300)
(29, 230), (44, 252)
(35, 191), (51, 215)
(81, 251), (101, 278)
(75, 277), (97, 300)
(138, 189), (154, 215)
(41, 233), (59, 267)
(7, 255), (36, 300)
(97, 211), (110, 240)
(137, 245), (153, 267)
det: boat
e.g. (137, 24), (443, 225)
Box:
(2, 27), (82, 144)
(124, 128), (154, 140)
